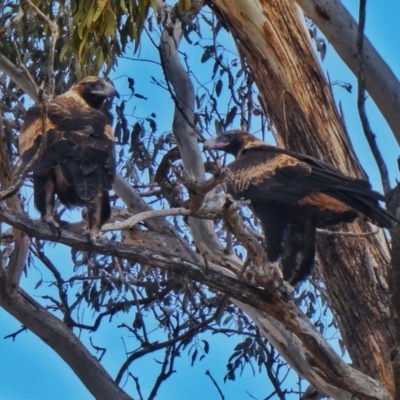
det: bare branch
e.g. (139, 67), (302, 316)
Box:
(24, 0), (59, 98)
(317, 228), (379, 237)
(0, 54), (39, 102)
(157, 1), (242, 274)
(4, 326), (27, 341)
(102, 208), (191, 231)
(205, 370), (225, 400)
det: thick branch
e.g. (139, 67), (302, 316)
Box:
(0, 54), (38, 102)
(295, 0), (400, 145)
(157, 1), (242, 273)
(0, 112), (29, 291)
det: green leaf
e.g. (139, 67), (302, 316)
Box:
(85, 5), (95, 27)
(93, 0), (107, 22)
(59, 43), (71, 61)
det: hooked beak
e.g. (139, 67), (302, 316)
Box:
(203, 136), (227, 151)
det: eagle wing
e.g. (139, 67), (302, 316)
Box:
(225, 145), (368, 201)
(225, 145), (395, 228)
(19, 97), (116, 200)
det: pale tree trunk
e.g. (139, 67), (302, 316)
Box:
(209, 0), (395, 395)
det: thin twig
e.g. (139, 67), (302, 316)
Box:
(4, 326), (27, 341)
(129, 374), (144, 400)
(89, 337), (107, 362)
(205, 370), (225, 400)
(356, 0), (390, 194)
(115, 294), (228, 385)
(24, 0), (59, 97)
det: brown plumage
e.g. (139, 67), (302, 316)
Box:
(19, 76), (117, 240)
(203, 130), (398, 285)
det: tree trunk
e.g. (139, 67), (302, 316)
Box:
(209, 0), (394, 394)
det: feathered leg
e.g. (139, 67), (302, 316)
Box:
(86, 190), (111, 241)
(33, 172), (59, 226)
(252, 201), (288, 263)
(281, 217), (316, 285)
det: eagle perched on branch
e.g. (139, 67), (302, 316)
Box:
(19, 76), (117, 240)
(204, 130), (398, 285)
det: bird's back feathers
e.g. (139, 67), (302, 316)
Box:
(20, 87), (115, 206)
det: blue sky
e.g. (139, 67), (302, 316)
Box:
(1, 1), (399, 399)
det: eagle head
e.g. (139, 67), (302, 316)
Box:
(72, 76), (118, 109)
(203, 130), (265, 157)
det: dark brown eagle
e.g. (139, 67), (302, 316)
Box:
(19, 76), (117, 240)
(204, 130), (398, 285)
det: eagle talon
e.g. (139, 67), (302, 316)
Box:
(41, 217), (62, 240)
(41, 215), (60, 227)
(87, 230), (106, 243)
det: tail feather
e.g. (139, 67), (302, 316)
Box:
(326, 189), (398, 228)
(65, 160), (101, 200)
